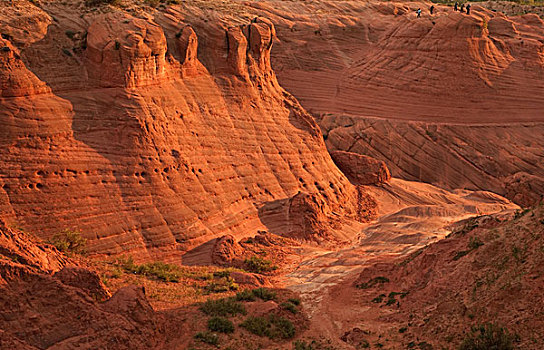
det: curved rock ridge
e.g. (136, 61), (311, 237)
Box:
(321, 115), (544, 207)
(262, 1), (544, 123)
(0, 3), (367, 261)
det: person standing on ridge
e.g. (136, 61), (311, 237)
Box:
(417, 8), (422, 17)
(454, 2), (458, 11)
(430, 5), (435, 14)
(466, 3), (471, 14)
(460, 3), (465, 12)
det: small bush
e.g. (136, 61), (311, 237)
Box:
(287, 297), (301, 306)
(204, 277), (238, 294)
(356, 276), (389, 289)
(280, 301), (298, 314)
(116, 257), (186, 282)
(194, 331), (219, 346)
(251, 287), (276, 301)
(48, 229), (86, 254)
(468, 237), (484, 250)
(372, 294), (385, 303)
(65, 30), (76, 39)
(453, 250), (470, 261)
(241, 315), (295, 339)
(200, 298), (246, 317)
(235, 289), (256, 302)
(244, 256), (278, 274)
(459, 323), (517, 350)
(207, 316), (234, 334)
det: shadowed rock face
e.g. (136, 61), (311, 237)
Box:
(0, 3), (370, 261)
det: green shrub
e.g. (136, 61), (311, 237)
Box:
(235, 289), (256, 302)
(48, 229), (87, 254)
(207, 316), (234, 334)
(459, 323), (517, 350)
(244, 256), (278, 274)
(453, 250), (470, 261)
(200, 298), (246, 317)
(468, 237), (484, 250)
(240, 315), (295, 339)
(372, 294), (385, 303)
(204, 277), (238, 294)
(116, 257), (186, 282)
(194, 331), (219, 346)
(356, 276), (389, 289)
(280, 301), (298, 314)
(251, 287), (276, 301)
(287, 297), (301, 306)
(65, 30), (76, 39)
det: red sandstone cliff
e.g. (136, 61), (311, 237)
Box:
(0, 1), (374, 261)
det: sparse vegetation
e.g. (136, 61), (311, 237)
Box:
(288, 297), (301, 306)
(48, 229), (87, 254)
(280, 301), (299, 314)
(200, 297), (246, 317)
(207, 316), (234, 334)
(203, 276), (239, 294)
(356, 276), (389, 289)
(194, 331), (219, 346)
(240, 314), (295, 339)
(459, 323), (518, 350)
(235, 289), (256, 302)
(251, 287), (276, 301)
(244, 255), (278, 274)
(115, 256), (194, 282)
(293, 339), (337, 350)
(468, 236), (484, 250)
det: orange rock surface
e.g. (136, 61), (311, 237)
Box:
(0, 2), (368, 261)
(255, 0), (544, 205)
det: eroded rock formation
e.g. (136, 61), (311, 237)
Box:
(330, 151), (391, 186)
(0, 2), (369, 262)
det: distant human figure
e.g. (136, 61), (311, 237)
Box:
(430, 5), (435, 14)
(460, 3), (465, 12)
(417, 8), (422, 17)
(454, 2), (458, 11)
(466, 3), (471, 14)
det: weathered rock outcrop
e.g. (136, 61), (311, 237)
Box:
(330, 151), (391, 185)
(0, 2), (368, 261)
(211, 234), (244, 266)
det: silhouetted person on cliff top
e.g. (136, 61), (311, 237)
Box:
(454, 2), (458, 11)
(466, 3), (471, 14)
(460, 3), (465, 12)
(430, 5), (435, 14)
(416, 8), (422, 17)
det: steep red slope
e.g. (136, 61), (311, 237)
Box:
(0, 2), (367, 261)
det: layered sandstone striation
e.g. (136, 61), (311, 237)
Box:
(251, 0), (544, 205)
(0, 1), (370, 261)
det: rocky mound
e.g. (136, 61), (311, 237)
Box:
(330, 150), (390, 185)
(0, 1), (371, 261)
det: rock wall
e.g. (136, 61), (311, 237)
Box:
(0, 2), (367, 261)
